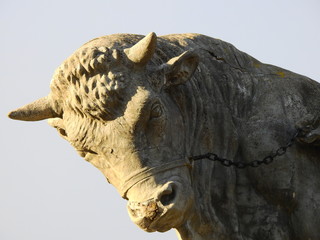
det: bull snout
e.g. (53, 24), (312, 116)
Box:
(156, 181), (177, 206)
(127, 182), (178, 232)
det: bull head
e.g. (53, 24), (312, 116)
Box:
(7, 32), (157, 121)
(8, 32), (199, 233)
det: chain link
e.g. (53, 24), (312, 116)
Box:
(189, 129), (301, 169)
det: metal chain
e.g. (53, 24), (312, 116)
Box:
(189, 128), (302, 169)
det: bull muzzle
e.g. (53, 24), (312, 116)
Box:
(123, 158), (194, 232)
(127, 181), (188, 232)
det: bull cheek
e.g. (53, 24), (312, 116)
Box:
(145, 118), (166, 146)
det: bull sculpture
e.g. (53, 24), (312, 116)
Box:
(8, 32), (320, 240)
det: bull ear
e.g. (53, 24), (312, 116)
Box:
(124, 32), (157, 66)
(8, 96), (59, 121)
(164, 51), (199, 87)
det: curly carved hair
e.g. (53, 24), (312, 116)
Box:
(50, 46), (130, 121)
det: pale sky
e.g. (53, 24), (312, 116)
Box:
(1, 0), (319, 240)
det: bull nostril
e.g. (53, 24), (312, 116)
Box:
(159, 188), (176, 206)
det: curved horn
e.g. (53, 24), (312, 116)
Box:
(124, 32), (157, 66)
(8, 96), (58, 121)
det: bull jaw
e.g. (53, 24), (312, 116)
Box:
(175, 214), (209, 240)
(175, 212), (226, 240)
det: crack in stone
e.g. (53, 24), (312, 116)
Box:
(201, 48), (246, 73)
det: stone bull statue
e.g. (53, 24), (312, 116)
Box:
(8, 32), (320, 240)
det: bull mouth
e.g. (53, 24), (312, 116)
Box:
(147, 210), (174, 232)
(134, 207), (172, 232)
(145, 204), (187, 233)
(128, 196), (185, 233)
(127, 199), (166, 232)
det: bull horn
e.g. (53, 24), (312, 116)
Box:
(8, 96), (58, 121)
(124, 32), (157, 66)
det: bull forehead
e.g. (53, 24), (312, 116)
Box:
(50, 43), (158, 122)
(123, 86), (153, 124)
(64, 85), (153, 148)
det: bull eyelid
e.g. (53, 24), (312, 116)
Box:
(150, 101), (163, 119)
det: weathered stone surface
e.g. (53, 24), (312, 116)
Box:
(8, 32), (320, 240)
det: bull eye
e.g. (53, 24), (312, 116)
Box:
(150, 103), (163, 119)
